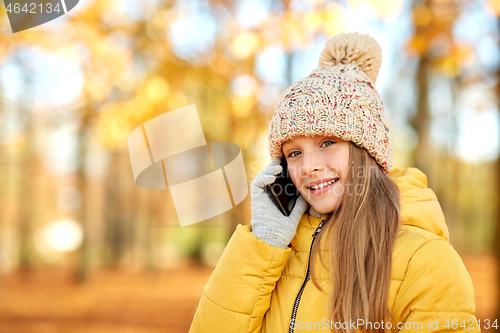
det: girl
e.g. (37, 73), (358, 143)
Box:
(189, 32), (479, 333)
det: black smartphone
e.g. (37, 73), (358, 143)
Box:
(264, 157), (300, 216)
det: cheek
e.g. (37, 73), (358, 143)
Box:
(288, 165), (301, 187)
(341, 157), (350, 177)
(326, 155), (350, 177)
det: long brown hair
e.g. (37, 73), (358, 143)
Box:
(309, 142), (401, 333)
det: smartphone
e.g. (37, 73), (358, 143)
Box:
(264, 157), (300, 216)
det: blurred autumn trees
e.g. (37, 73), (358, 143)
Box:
(0, 0), (498, 293)
(408, 0), (500, 317)
(407, 0), (469, 246)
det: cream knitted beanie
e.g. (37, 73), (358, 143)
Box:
(267, 32), (392, 174)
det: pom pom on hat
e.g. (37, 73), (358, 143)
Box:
(318, 32), (382, 84)
(267, 31), (393, 174)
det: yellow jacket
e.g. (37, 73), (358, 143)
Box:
(189, 167), (480, 332)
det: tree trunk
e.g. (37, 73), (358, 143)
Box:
(104, 151), (125, 266)
(75, 105), (93, 282)
(409, 53), (433, 177)
(17, 53), (35, 273)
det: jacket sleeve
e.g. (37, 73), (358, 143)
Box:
(393, 239), (480, 332)
(188, 224), (291, 333)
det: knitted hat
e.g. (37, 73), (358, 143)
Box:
(267, 32), (393, 174)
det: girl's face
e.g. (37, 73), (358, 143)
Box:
(282, 135), (350, 214)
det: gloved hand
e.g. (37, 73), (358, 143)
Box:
(250, 157), (309, 249)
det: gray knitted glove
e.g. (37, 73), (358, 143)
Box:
(250, 157), (309, 249)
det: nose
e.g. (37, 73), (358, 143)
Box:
(300, 154), (324, 177)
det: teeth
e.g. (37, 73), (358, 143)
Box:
(310, 179), (338, 190)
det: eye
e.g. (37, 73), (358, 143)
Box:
(322, 140), (335, 147)
(288, 151), (300, 158)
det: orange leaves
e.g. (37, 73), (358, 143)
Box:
(303, 11), (324, 33)
(435, 43), (474, 77)
(324, 5), (348, 37)
(281, 11), (312, 50)
(413, 5), (434, 26)
(408, 33), (473, 77)
(84, 75), (111, 102)
(95, 74), (176, 150)
(348, 0), (404, 21)
(166, 90), (189, 111)
(407, 0), (471, 77)
(231, 95), (255, 118)
(408, 32), (431, 56)
(145, 76), (170, 103)
(485, 0), (500, 16)
(228, 2), (406, 58)
(230, 31), (260, 59)
(229, 10), (317, 59)
(96, 104), (133, 150)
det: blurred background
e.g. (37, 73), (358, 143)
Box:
(0, 0), (499, 332)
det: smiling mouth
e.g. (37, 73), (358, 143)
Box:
(307, 178), (339, 191)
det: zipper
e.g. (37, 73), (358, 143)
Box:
(288, 218), (326, 333)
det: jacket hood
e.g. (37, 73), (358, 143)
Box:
(305, 167), (449, 241)
(389, 167), (449, 241)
